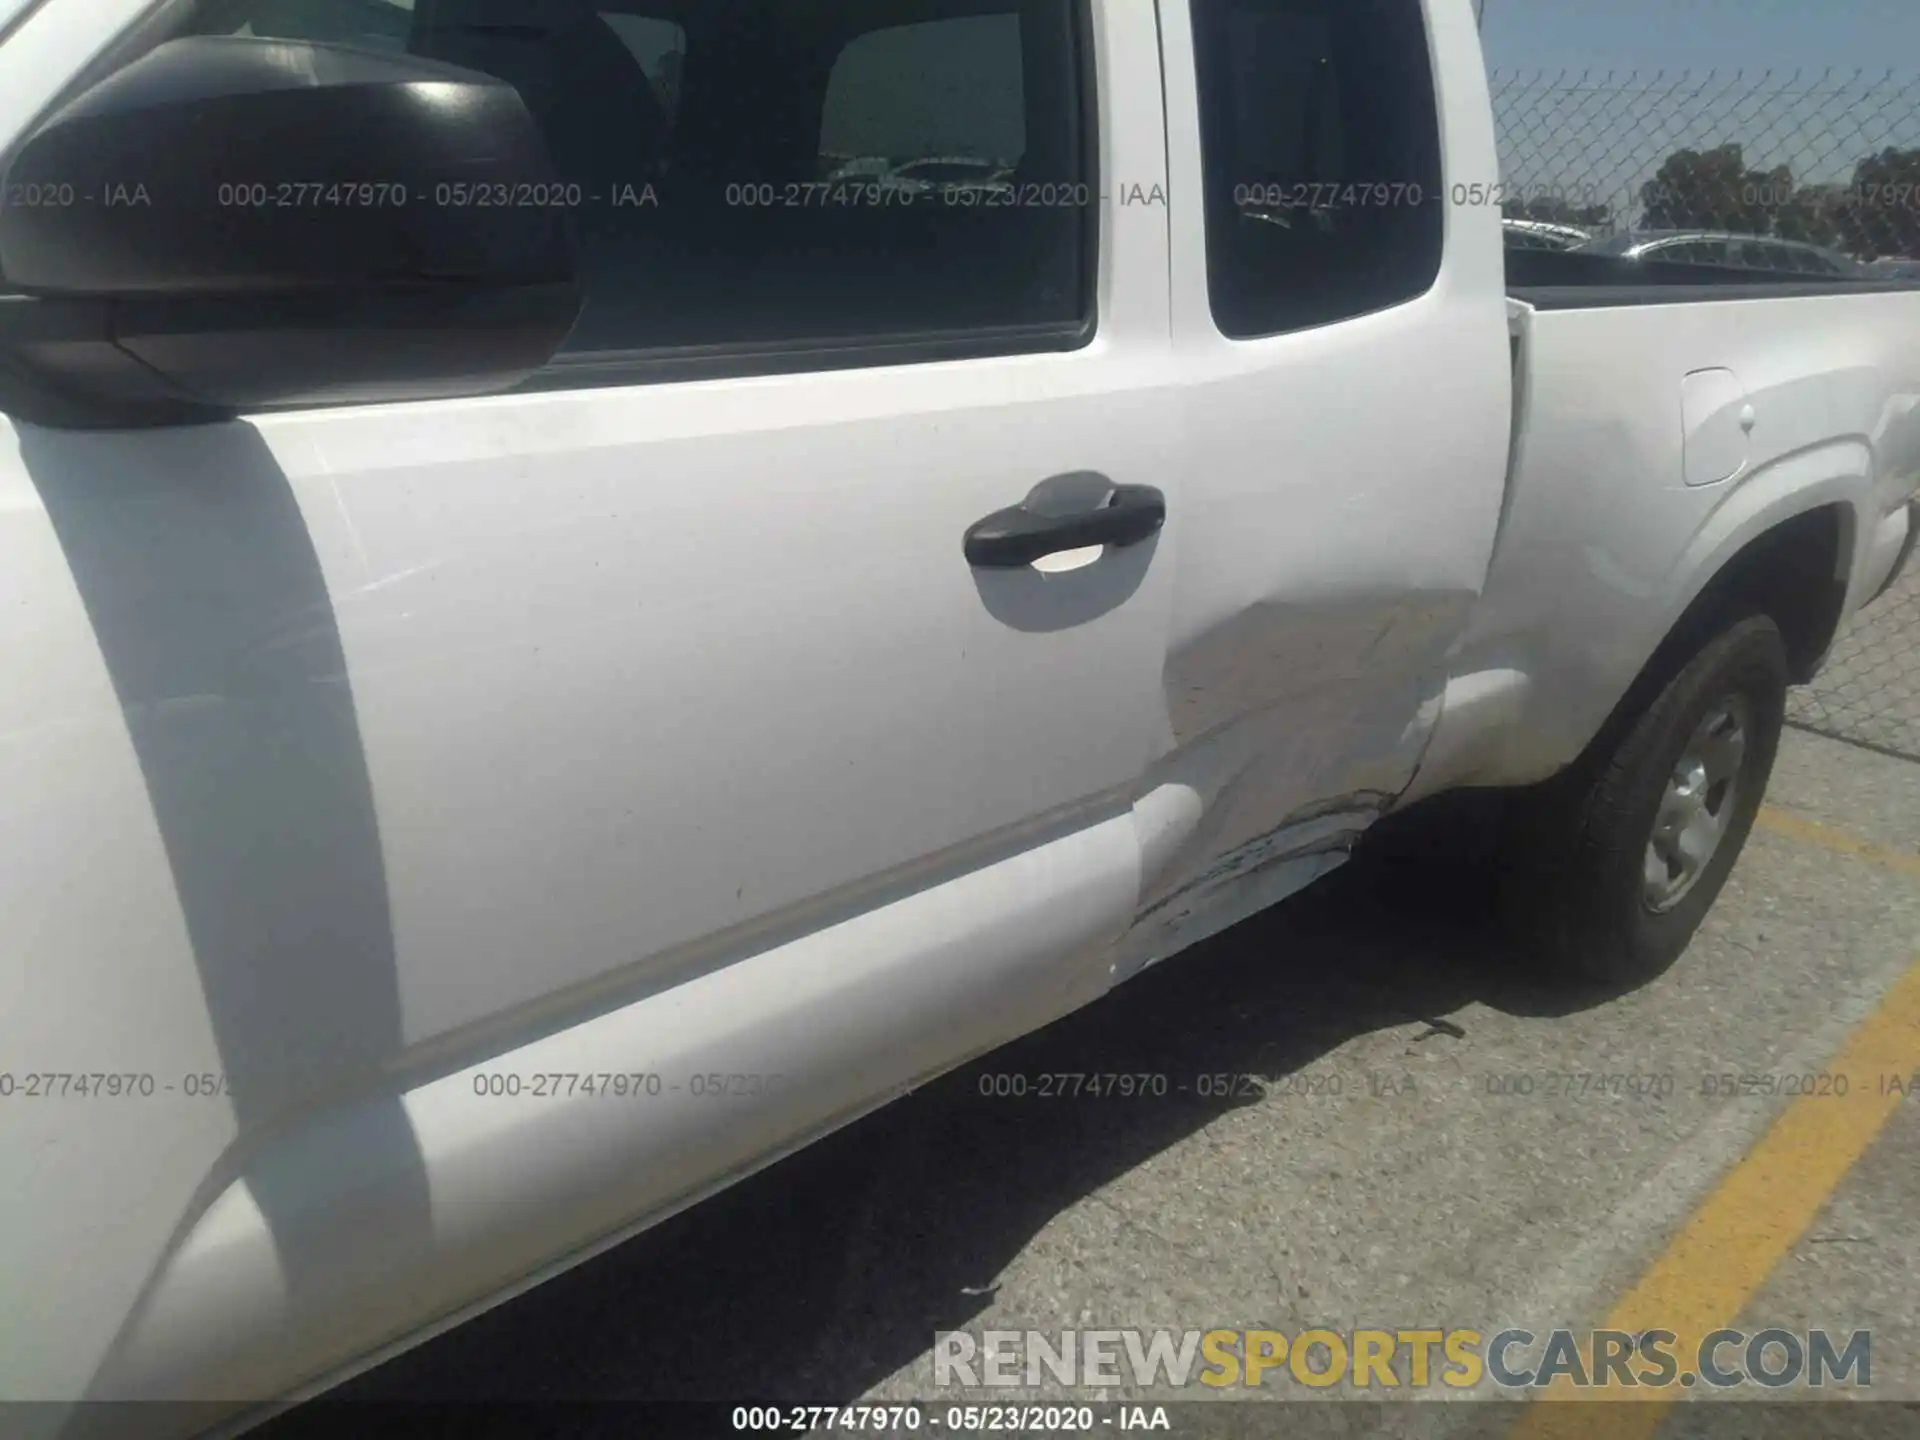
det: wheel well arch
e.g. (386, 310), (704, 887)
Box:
(1584, 503), (1847, 775)
(1670, 502), (1849, 687)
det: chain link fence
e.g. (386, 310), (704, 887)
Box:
(1489, 68), (1920, 267)
(1785, 570), (1920, 759)
(1489, 69), (1920, 758)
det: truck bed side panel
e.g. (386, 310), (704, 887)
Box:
(1439, 289), (1920, 789)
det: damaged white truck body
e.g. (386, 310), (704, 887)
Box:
(1, 0), (1917, 1430)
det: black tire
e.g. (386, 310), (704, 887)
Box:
(1498, 612), (1788, 988)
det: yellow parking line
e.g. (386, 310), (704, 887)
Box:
(1509, 957), (1920, 1440)
(1753, 805), (1920, 881)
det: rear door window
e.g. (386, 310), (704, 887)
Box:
(1190, 0), (1444, 338)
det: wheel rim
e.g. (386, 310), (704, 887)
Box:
(1643, 693), (1752, 914)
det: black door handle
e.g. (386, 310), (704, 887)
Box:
(964, 471), (1166, 569)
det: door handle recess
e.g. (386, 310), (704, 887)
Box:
(964, 472), (1166, 568)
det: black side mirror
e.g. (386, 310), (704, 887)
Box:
(0, 37), (583, 427)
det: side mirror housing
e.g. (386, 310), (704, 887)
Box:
(0, 37), (583, 427)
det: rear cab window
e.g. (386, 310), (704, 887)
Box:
(1188, 0), (1444, 339)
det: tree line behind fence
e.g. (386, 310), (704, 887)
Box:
(1489, 69), (1920, 258)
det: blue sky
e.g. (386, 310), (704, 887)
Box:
(1481, 0), (1920, 208)
(1481, 0), (1920, 73)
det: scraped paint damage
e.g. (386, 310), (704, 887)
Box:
(1106, 587), (1483, 983)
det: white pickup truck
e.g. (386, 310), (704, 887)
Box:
(2, 0), (1917, 1430)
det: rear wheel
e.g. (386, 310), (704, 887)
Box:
(1499, 612), (1788, 988)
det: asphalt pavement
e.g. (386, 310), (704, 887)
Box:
(260, 725), (1920, 1438)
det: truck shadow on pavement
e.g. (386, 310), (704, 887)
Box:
(281, 849), (1621, 1418)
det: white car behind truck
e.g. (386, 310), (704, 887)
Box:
(0, 0), (1916, 1431)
